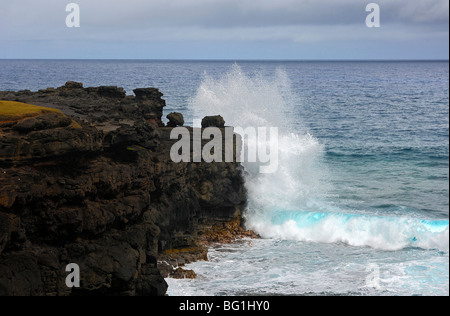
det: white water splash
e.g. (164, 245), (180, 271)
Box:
(189, 64), (449, 252)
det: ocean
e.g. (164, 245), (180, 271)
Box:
(0, 60), (448, 296)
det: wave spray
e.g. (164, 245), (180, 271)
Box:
(189, 64), (449, 252)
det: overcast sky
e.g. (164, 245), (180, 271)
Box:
(0, 0), (448, 59)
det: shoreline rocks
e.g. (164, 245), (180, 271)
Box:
(0, 82), (257, 296)
(166, 112), (184, 127)
(201, 115), (225, 128)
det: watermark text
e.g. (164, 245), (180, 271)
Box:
(66, 3), (80, 28)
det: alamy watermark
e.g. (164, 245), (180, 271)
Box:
(170, 125), (279, 174)
(65, 263), (80, 288)
(65, 3), (379, 29)
(66, 3), (80, 28)
(366, 3), (381, 28)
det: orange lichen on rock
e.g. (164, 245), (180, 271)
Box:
(170, 267), (197, 279)
(158, 217), (259, 279)
(197, 215), (260, 246)
(162, 246), (207, 258)
(0, 195), (11, 208)
(158, 246), (208, 279)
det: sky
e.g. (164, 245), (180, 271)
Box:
(0, 0), (448, 60)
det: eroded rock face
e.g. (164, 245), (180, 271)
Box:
(201, 115), (225, 128)
(0, 82), (248, 296)
(166, 112), (184, 127)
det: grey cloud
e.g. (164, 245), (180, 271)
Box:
(81, 0), (449, 28)
(0, 0), (447, 41)
(396, 0), (449, 23)
(83, 0), (376, 28)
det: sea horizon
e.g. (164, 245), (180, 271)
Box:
(0, 58), (448, 62)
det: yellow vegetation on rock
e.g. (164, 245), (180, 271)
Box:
(0, 100), (63, 122)
(69, 120), (82, 129)
(0, 100), (82, 129)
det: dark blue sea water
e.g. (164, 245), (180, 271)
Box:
(0, 60), (448, 295)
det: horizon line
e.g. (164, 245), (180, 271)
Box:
(0, 58), (448, 62)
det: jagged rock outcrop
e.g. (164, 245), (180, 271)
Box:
(166, 112), (184, 127)
(0, 83), (250, 296)
(201, 115), (226, 128)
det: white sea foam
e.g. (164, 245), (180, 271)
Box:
(166, 64), (450, 297)
(189, 64), (449, 252)
(190, 64), (292, 129)
(250, 210), (449, 251)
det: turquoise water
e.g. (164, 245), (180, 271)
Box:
(1, 60), (448, 295)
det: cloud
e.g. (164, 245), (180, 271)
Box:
(50, 0), (445, 30)
(0, 0), (447, 59)
(395, 0), (449, 23)
(1, 0), (448, 30)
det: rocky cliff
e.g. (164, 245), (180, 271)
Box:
(0, 82), (252, 296)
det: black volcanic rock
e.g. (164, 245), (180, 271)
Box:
(0, 83), (248, 296)
(63, 81), (84, 89)
(201, 115), (225, 128)
(0, 124), (103, 162)
(96, 86), (126, 99)
(13, 113), (72, 133)
(133, 88), (163, 101)
(166, 112), (184, 127)
(133, 88), (166, 127)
